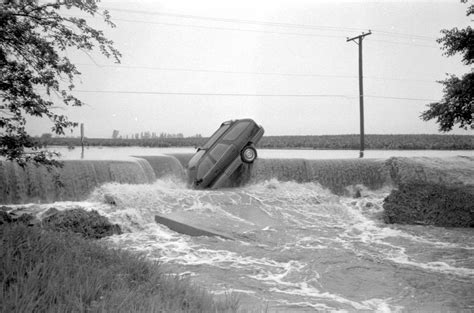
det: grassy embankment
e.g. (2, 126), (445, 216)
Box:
(0, 224), (245, 313)
(38, 134), (474, 150)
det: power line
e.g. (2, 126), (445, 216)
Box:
(365, 95), (438, 101)
(103, 7), (368, 33)
(374, 30), (436, 41)
(72, 89), (439, 101)
(66, 13), (438, 49)
(115, 17), (345, 39)
(96, 15), (440, 48)
(73, 90), (355, 98)
(102, 6), (436, 41)
(66, 14), (348, 40)
(76, 63), (355, 78)
(76, 62), (438, 83)
(370, 39), (438, 48)
(93, 15), (439, 49)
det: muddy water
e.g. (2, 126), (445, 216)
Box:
(22, 178), (471, 312)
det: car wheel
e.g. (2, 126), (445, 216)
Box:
(241, 146), (257, 163)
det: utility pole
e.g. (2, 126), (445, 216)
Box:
(80, 123), (84, 159)
(347, 30), (371, 158)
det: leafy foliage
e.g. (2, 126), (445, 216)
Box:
(438, 26), (474, 66)
(0, 0), (120, 166)
(421, 73), (473, 131)
(437, 0), (474, 66)
(421, 0), (473, 131)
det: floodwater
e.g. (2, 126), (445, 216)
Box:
(16, 184), (474, 311)
(6, 147), (474, 311)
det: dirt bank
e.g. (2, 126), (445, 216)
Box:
(383, 156), (474, 227)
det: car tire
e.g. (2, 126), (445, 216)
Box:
(241, 146), (257, 163)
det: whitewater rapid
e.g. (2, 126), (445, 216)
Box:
(15, 178), (474, 312)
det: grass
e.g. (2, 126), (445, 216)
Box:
(0, 224), (244, 312)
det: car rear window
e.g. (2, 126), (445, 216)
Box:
(203, 124), (230, 149)
(197, 156), (213, 178)
(188, 150), (205, 167)
(223, 121), (250, 141)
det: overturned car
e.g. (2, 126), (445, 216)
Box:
(187, 119), (264, 189)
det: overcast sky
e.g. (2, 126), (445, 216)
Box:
(28, 0), (473, 138)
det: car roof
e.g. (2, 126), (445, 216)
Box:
(203, 119), (256, 149)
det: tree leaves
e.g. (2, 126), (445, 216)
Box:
(438, 26), (474, 66)
(421, 1), (473, 132)
(421, 73), (474, 132)
(0, 0), (121, 166)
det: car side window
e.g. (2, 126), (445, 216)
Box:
(209, 143), (230, 161)
(203, 124), (230, 149)
(223, 121), (250, 141)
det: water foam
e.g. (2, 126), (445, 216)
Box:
(9, 177), (472, 311)
(93, 178), (474, 281)
(340, 194), (474, 278)
(269, 283), (398, 312)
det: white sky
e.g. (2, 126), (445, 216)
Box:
(28, 0), (473, 138)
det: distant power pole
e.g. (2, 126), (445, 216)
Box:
(347, 30), (372, 158)
(80, 123), (84, 159)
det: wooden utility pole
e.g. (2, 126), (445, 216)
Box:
(347, 30), (371, 158)
(80, 123), (84, 159)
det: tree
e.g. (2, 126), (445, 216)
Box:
(0, 0), (120, 166)
(421, 0), (473, 132)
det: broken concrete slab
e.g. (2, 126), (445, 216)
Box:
(154, 214), (233, 240)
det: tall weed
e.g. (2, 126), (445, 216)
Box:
(0, 224), (243, 312)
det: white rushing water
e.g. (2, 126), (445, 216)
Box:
(14, 177), (474, 312)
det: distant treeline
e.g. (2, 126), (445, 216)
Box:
(260, 134), (474, 150)
(38, 134), (473, 150)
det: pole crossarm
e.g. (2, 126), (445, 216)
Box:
(346, 30), (372, 43)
